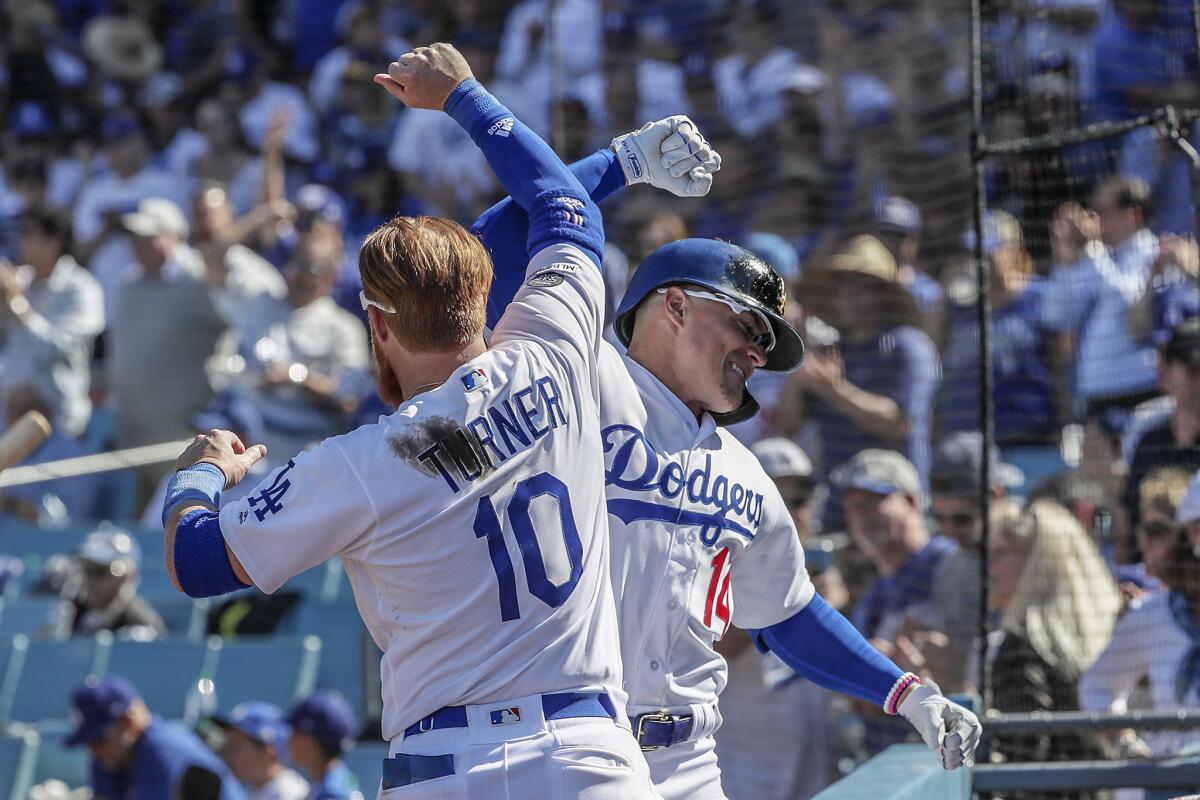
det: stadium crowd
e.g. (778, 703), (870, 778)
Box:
(1, 0), (1199, 798)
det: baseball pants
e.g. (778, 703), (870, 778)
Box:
(644, 736), (727, 800)
(379, 693), (662, 799)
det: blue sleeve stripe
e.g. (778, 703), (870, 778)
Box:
(173, 509), (251, 598)
(749, 594), (903, 708)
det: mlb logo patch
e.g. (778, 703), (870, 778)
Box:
(490, 707), (521, 726)
(461, 368), (489, 392)
(487, 117), (514, 137)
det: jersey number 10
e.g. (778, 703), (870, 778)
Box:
(474, 472), (584, 622)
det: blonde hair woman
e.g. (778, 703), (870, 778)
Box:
(989, 500), (1122, 787)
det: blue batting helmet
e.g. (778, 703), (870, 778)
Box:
(614, 238), (805, 373)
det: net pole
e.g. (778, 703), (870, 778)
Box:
(968, 0), (994, 714)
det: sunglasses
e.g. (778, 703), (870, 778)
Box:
(932, 511), (977, 528)
(659, 287), (776, 352)
(360, 290), (396, 314)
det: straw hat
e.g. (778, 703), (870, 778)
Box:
(83, 16), (163, 83)
(795, 234), (919, 329)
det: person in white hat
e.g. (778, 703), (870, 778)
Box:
(64, 529), (165, 638)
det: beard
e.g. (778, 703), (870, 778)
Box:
(372, 339), (404, 408)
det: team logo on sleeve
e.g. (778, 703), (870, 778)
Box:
(246, 459), (297, 521)
(490, 707), (522, 725)
(526, 272), (564, 288)
(487, 117), (514, 137)
(461, 367), (490, 392)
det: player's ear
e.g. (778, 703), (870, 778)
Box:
(663, 287), (687, 328)
(367, 306), (392, 344)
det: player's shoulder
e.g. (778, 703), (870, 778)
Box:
(714, 429), (775, 484)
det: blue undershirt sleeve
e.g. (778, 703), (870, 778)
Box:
(444, 79), (604, 265)
(474, 149), (623, 329)
(748, 593), (904, 708)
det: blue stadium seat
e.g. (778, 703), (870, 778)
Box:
(30, 721), (89, 789)
(0, 529), (87, 563)
(280, 559), (346, 604)
(292, 602), (372, 721)
(0, 597), (67, 639)
(209, 635), (321, 715)
(143, 594), (210, 641)
(0, 728), (39, 800)
(341, 740), (387, 797)
(137, 566), (179, 597)
(0, 634), (111, 724)
(104, 639), (218, 721)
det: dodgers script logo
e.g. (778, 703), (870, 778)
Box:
(602, 424), (764, 546)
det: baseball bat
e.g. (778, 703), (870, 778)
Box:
(0, 437), (195, 488)
(0, 411), (53, 473)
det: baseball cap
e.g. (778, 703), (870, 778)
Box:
(286, 691), (357, 754)
(751, 437), (814, 481)
(212, 702), (290, 748)
(831, 449), (922, 498)
(79, 529), (142, 571)
(1162, 317), (1200, 366)
(1177, 471), (1200, 525)
(66, 675), (140, 747)
(100, 112), (145, 143)
(963, 209), (1023, 257)
(929, 432), (1023, 496)
(870, 196), (921, 236)
(122, 198), (188, 239)
(11, 102), (56, 139)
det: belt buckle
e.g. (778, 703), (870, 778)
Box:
(418, 715), (435, 733)
(636, 711), (674, 752)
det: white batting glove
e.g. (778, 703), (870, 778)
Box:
(610, 115), (721, 198)
(897, 683), (983, 770)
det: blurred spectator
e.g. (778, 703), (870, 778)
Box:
(1081, 487), (1200, 758)
(834, 449), (955, 648)
(715, 437), (841, 800)
(235, 48), (321, 165)
(106, 198), (226, 499)
(496, 0), (603, 97)
(1043, 178), (1160, 423)
(713, 1), (804, 138)
(832, 448), (956, 753)
(0, 205), (104, 437)
(74, 113), (189, 322)
(192, 181), (289, 342)
(1091, 0), (1200, 124)
(1128, 466), (1191, 591)
(67, 675), (244, 800)
(1121, 318), (1200, 540)
(988, 500), (1120, 771)
(309, 4), (409, 117)
(81, 3), (164, 86)
(139, 72), (207, 176)
(783, 235), (940, 531)
(60, 529), (166, 639)
(868, 196), (942, 325)
(928, 433), (1023, 692)
(0, 385), (103, 524)
(213, 703), (309, 800)
(191, 98), (266, 217)
(236, 234), (368, 461)
(940, 211), (1069, 482)
(285, 691), (362, 800)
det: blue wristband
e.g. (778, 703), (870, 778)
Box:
(174, 509), (250, 598)
(161, 462), (226, 527)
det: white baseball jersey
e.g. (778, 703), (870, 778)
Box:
(219, 243), (625, 742)
(596, 347), (815, 718)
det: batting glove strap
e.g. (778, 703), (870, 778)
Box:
(897, 684), (983, 771)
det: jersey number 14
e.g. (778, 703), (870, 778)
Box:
(474, 472), (584, 622)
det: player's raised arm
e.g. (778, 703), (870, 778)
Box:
(375, 44), (603, 267)
(472, 116), (721, 330)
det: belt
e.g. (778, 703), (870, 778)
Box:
(633, 711), (694, 751)
(387, 691), (618, 790)
(402, 691), (617, 738)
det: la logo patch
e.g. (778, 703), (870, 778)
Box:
(490, 707), (521, 726)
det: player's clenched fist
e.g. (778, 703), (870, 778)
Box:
(175, 429), (267, 490)
(374, 43), (474, 111)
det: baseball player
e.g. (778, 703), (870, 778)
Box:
(475, 144), (983, 798)
(161, 43), (682, 798)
